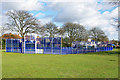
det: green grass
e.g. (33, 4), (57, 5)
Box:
(2, 49), (119, 78)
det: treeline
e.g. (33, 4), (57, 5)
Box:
(2, 10), (108, 47)
(38, 22), (108, 46)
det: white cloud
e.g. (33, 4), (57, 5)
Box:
(44, 1), (118, 40)
(103, 7), (118, 19)
(0, 13), (8, 27)
(36, 0), (97, 2)
(1, 0), (25, 2)
(39, 18), (52, 25)
(0, 0), (118, 40)
(1, 0), (43, 11)
(20, 0), (43, 11)
(35, 12), (45, 18)
(0, 0), (44, 28)
(51, 2), (102, 27)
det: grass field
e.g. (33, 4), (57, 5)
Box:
(2, 49), (119, 78)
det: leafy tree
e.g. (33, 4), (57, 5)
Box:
(0, 27), (6, 49)
(0, 38), (5, 49)
(0, 33), (21, 49)
(62, 37), (71, 47)
(111, 39), (118, 45)
(2, 33), (21, 39)
(5, 10), (40, 38)
(89, 27), (109, 41)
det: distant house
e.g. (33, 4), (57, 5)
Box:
(72, 39), (113, 48)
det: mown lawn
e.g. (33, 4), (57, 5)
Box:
(2, 49), (119, 78)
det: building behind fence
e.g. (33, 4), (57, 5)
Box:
(6, 35), (113, 54)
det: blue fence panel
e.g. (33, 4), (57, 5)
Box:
(6, 39), (22, 53)
(53, 48), (61, 54)
(6, 47), (12, 52)
(77, 48), (83, 54)
(6, 39), (113, 54)
(44, 48), (52, 54)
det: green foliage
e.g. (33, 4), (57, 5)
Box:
(62, 37), (71, 47)
(2, 39), (5, 49)
(0, 39), (5, 49)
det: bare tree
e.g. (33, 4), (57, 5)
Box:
(89, 27), (109, 41)
(61, 22), (87, 46)
(106, 0), (120, 41)
(102, 0), (119, 27)
(5, 10), (40, 38)
(76, 24), (88, 41)
(105, 0), (119, 6)
(41, 22), (58, 37)
(37, 26), (48, 37)
(105, 0), (119, 28)
(58, 27), (65, 37)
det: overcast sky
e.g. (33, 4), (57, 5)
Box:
(0, 0), (119, 40)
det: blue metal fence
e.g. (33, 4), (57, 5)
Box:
(6, 39), (22, 53)
(6, 38), (113, 54)
(60, 47), (113, 54)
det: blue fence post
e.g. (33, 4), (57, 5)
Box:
(52, 38), (53, 54)
(11, 39), (13, 52)
(61, 37), (62, 54)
